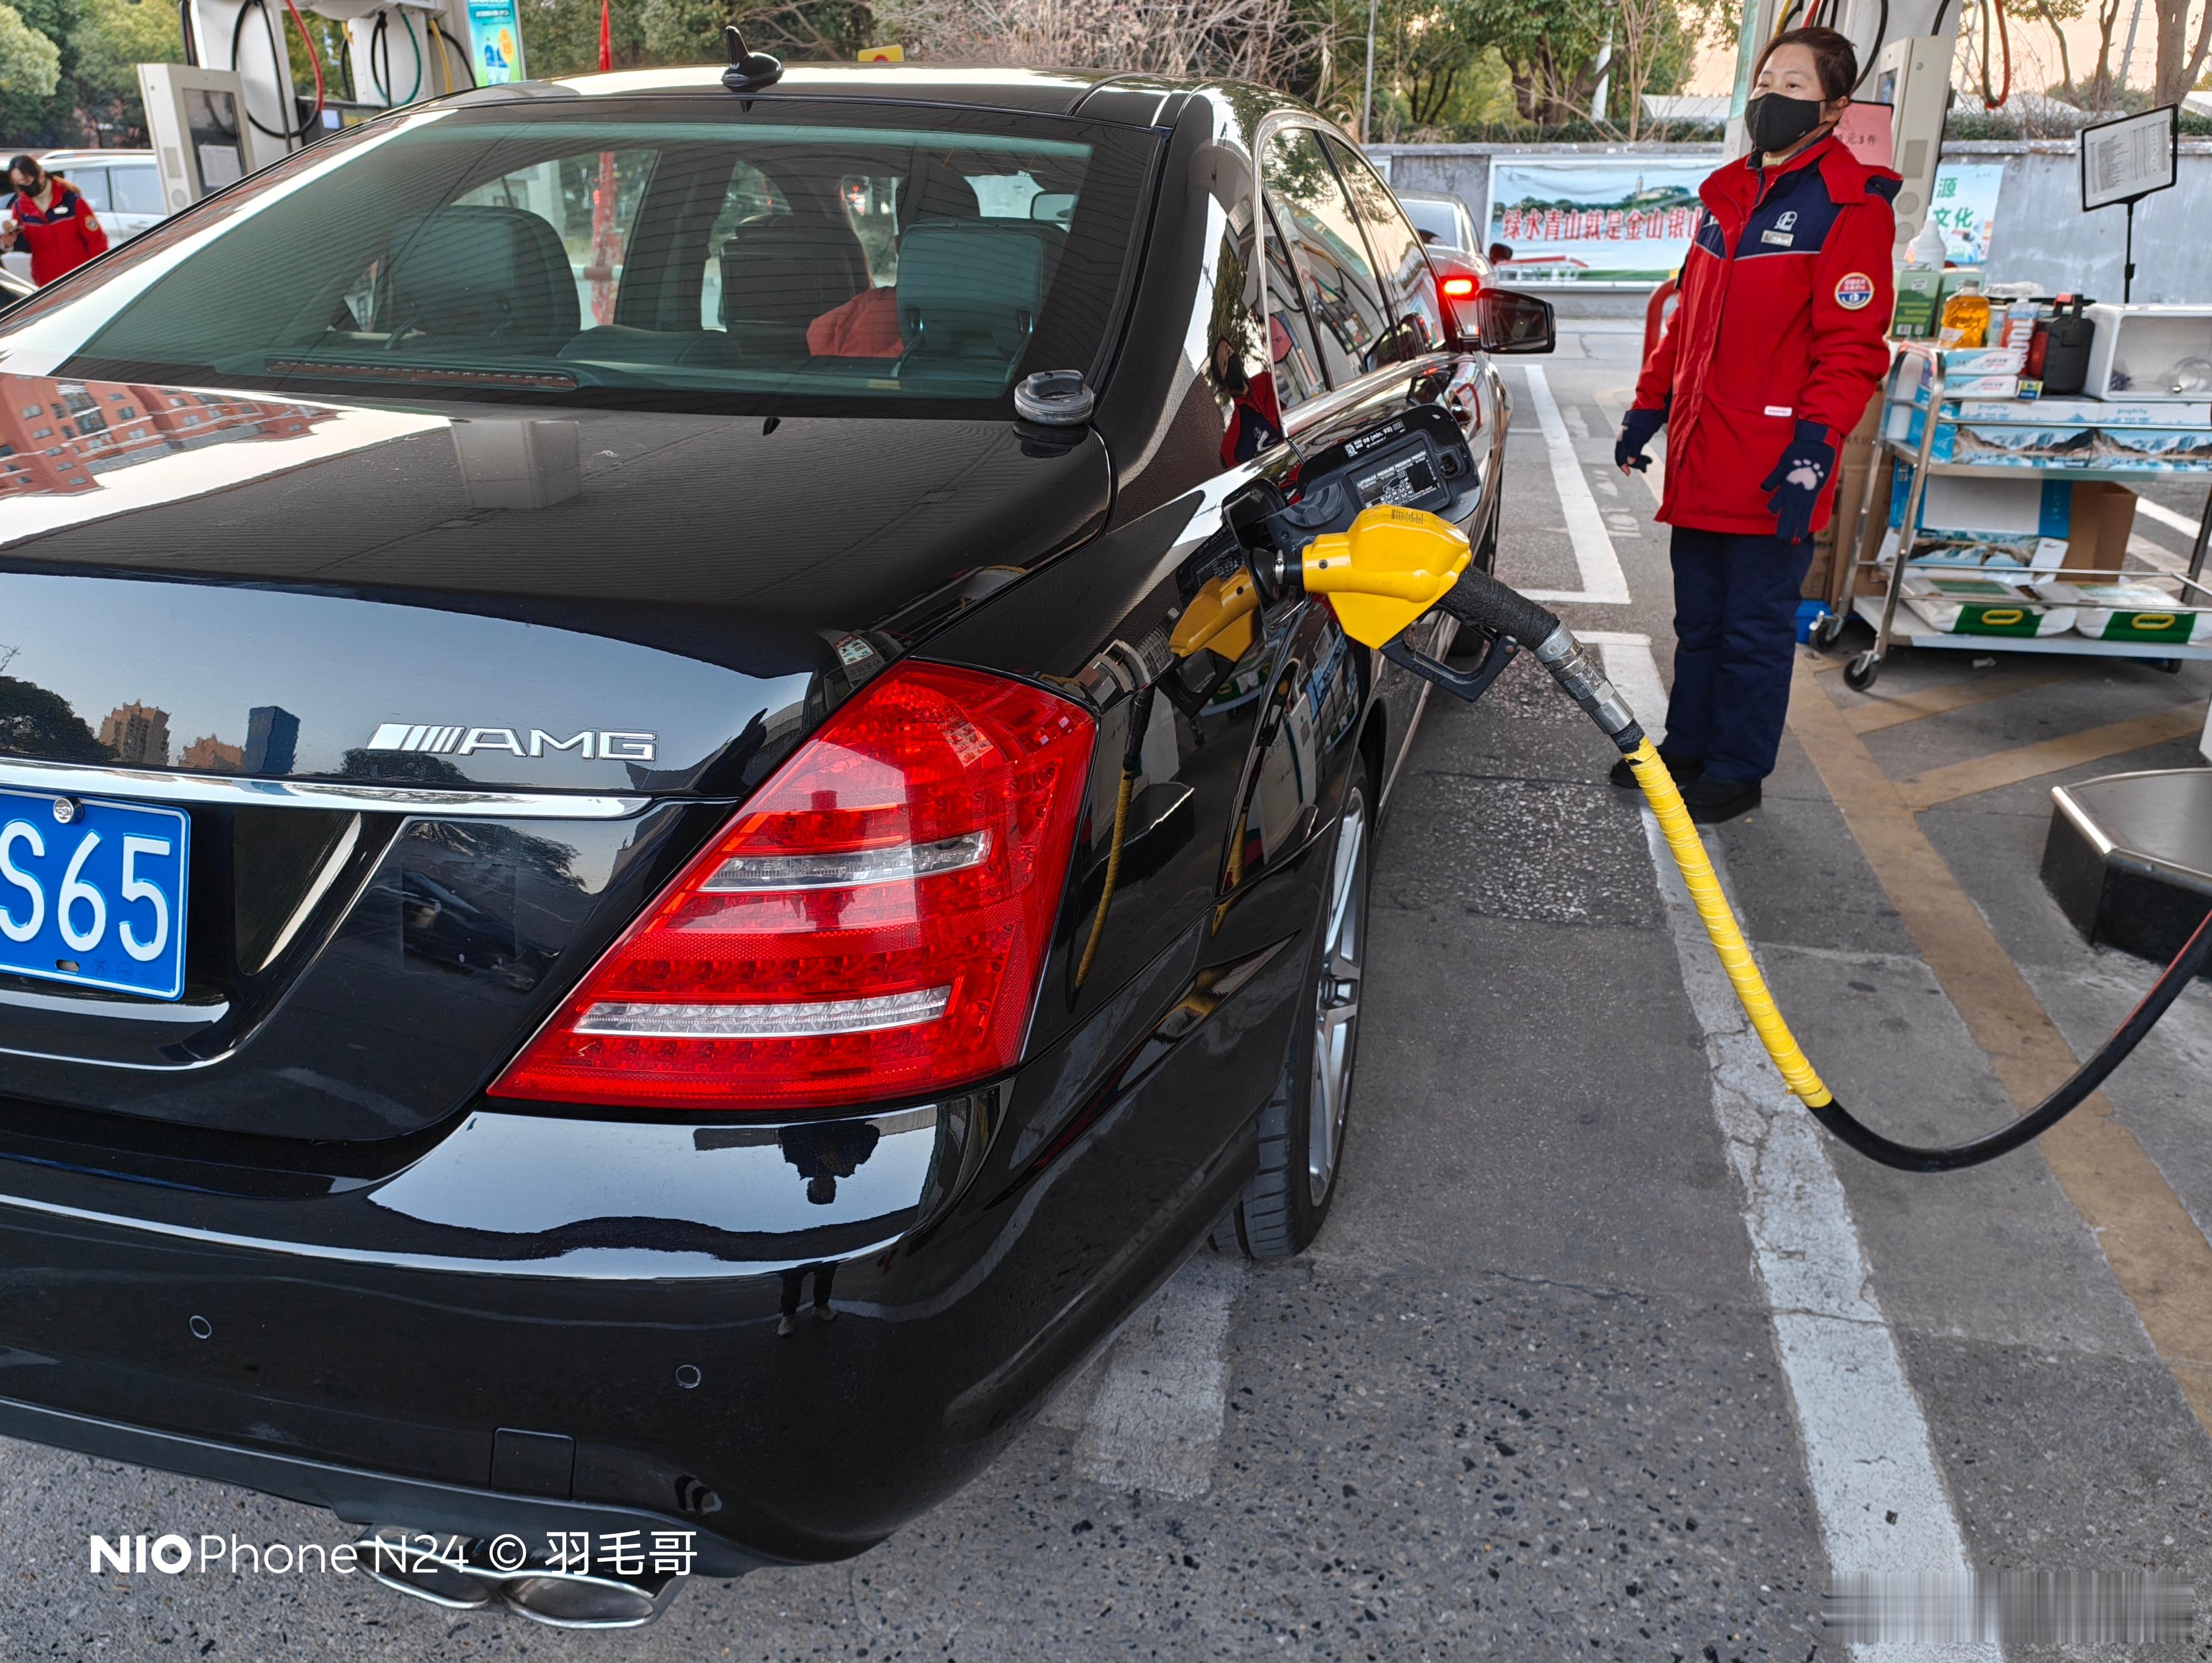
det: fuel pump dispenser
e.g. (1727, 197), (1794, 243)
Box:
(140, 0), (512, 210)
(1160, 410), (2212, 1174)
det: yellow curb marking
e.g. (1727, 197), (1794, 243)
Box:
(1839, 668), (2069, 734)
(1895, 702), (2208, 811)
(1788, 656), (2212, 1437)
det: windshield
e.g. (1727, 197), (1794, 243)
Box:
(6, 97), (1159, 415)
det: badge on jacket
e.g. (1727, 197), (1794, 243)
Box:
(1834, 272), (1875, 309)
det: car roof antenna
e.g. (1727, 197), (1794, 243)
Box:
(722, 23), (783, 96)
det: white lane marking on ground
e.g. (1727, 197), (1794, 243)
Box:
(1051, 1255), (1241, 1499)
(2135, 495), (2207, 539)
(1615, 641), (1995, 1663)
(1516, 364), (1632, 606)
(1589, 635), (1667, 747)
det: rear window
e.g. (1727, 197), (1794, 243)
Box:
(6, 99), (1159, 415)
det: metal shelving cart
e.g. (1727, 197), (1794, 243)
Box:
(1817, 346), (2212, 690)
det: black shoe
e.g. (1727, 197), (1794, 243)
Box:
(1609, 749), (1705, 789)
(1681, 774), (1762, 824)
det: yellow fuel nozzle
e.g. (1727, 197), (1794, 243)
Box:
(1170, 568), (1260, 662)
(1300, 505), (1472, 649)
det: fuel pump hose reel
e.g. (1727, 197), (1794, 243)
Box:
(1192, 499), (2210, 1174)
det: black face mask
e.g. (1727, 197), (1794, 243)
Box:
(1745, 92), (1827, 155)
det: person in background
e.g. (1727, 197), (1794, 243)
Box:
(1487, 242), (1512, 267)
(1, 154), (108, 286)
(1611, 27), (1896, 823)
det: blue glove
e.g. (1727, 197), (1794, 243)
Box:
(1615, 405), (1666, 473)
(1761, 420), (1836, 545)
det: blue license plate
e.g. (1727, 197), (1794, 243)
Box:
(0, 791), (190, 1000)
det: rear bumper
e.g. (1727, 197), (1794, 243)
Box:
(0, 914), (1297, 1567)
(0, 1393), (772, 1577)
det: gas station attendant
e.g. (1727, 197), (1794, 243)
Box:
(2, 155), (108, 287)
(1613, 27), (1898, 823)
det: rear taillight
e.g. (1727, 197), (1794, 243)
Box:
(489, 661), (1095, 1111)
(1440, 276), (1477, 298)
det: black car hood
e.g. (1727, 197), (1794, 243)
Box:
(0, 373), (1112, 793)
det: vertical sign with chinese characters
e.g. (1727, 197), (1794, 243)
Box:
(1926, 164), (2005, 265)
(466, 0), (525, 85)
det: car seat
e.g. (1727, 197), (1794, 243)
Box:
(379, 205), (580, 351)
(719, 216), (872, 359)
(895, 221), (1062, 360)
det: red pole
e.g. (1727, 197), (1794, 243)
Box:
(588, 0), (617, 324)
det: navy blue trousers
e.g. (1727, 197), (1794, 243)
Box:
(1663, 527), (1815, 785)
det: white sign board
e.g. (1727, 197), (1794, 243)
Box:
(2080, 105), (2178, 211)
(1484, 158), (1717, 286)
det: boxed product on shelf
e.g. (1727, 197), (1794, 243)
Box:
(1896, 346), (2028, 402)
(1946, 396), (2212, 426)
(1889, 467), (2068, 536)
(1892, 269), (1942, 338)
(1886, 467), (2070, 573)
(1899, 573), (2079, 636)
(1890, 407), (2212, 468)
(2033, 580), (2212, 644)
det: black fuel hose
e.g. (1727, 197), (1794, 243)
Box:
(1809, 908), (2211, 1172)
(1432, 558), (2211, 1174)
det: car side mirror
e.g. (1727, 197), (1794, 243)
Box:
(1474, 289), (1555, 355)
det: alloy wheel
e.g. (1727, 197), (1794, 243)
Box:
(1307, 781), (1369, 1205)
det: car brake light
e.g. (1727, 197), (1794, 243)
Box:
(1441, 276), (1477, 297)
(489, 661), (1095, 1112)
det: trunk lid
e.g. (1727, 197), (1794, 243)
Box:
(0, 373), (1112, 1144)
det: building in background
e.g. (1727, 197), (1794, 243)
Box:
(180, 734), (245, 772)
(98, 701), (170, 766)
(243, 705), (300, 775)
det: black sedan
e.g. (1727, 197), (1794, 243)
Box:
(0, 62), (1548, 1625)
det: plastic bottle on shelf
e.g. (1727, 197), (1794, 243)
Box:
(1905, 218), (1948, 271)
(1939, 275), (1989, 348)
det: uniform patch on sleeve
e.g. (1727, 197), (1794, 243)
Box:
(1834, 271), (1875, 310)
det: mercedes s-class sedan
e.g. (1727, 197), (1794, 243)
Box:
(0, 61), (1548, 1625)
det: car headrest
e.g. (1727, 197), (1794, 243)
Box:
(383, 206), (579, 344)
(719, 216), (870, 329)
(899, 159), (980, 230)
(895, 221), (1058, 359)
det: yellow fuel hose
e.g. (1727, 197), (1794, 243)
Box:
(1274, 504), (2212, 1173)
(1076, 768), (1134, 988)
(1620, 737), (1834, 1108)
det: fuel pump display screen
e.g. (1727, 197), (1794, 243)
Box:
(186, 90), (243, 190)
(1350, 440), (1444, 511)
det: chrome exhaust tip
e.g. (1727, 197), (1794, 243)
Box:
(355, 1527), (686, 1629)
(497, 1567), (682, 1629)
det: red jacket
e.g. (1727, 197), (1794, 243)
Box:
(1634, 134), (1897, 536)
(5, 181), (109, 287)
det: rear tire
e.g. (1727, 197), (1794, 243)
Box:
(1213, 770), (1375, 1259)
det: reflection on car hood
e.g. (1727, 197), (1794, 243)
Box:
(0, 372), (1111, 616)
(0, 371), (1113, 793)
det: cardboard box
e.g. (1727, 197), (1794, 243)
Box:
(1807, 386), (1886, 603)
(2065, 481), (2137, 582)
